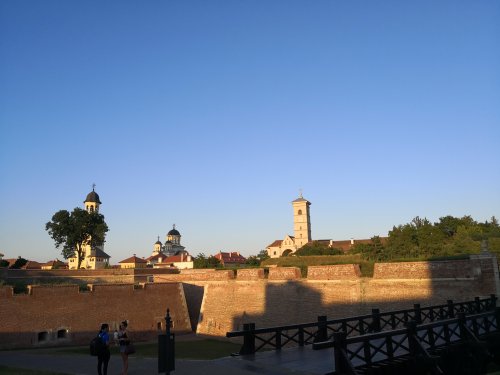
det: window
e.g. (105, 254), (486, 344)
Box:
(273, 251), (276, 255)
(57, 329), (68, 339)
(298, 209), (302, 215)
(38, 331), (49, 342)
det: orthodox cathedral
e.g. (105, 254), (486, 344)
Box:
(146, 225), (192, 268)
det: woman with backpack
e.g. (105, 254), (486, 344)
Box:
(97, 323), (111, 375)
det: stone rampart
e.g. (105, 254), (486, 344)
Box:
(0, 282), (190, 349)
(268, 267), (301, 280)
(373, 260), (474, 279)
(5, 268), (179, 285)
(154, 270), (234, 282)
(237, 268), (265, 280)
(307, 264), (361, 280)
(1, 256), (498, 346)
(195, 256), (499, 336)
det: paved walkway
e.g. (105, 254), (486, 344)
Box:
(0, 345), (333, 375)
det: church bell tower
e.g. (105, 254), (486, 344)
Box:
(292, 192), (311, 248)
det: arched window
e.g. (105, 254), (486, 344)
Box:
(298, 209), (302, 215)
(57, 329), (68, 339)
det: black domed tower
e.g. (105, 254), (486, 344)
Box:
(84, 184), (102, 213)
(167, 224), (181, 245)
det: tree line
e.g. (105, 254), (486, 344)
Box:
(352, 215), (500, 261)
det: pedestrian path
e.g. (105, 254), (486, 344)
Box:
(0, 345), (332, 375)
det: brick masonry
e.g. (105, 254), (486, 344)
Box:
(237, 268), (265, 280)
(1, 256), (498, 348)
(308, 264), (361, 280)
(268, 267), (301, 280)
(0, 282), (191, 349)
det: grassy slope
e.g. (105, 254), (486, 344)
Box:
(261, 254), (375, 277)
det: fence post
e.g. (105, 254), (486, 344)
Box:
(491, 294), (497, 309)
(276, 329), (282, 350)
(457, 312), (467, 340)
(447, 300), (455, 318)
(414, 304), (422, 324)
(333, 331), (349, 374)
(298, 327), (304, 346)
(495, 307), (500, 329)
(314, 315), (328, 343)
(240, 323), (256, 355)
(406, 321), (418, 357)
(473, 296), (481, 313)
(371, 308), (381, 332)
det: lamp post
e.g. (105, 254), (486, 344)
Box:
(159, 308), (175, 374)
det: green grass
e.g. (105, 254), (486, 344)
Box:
(261, 254), (375, 277)
(0, 366), (69, 375)
(50, 338), (241, 360)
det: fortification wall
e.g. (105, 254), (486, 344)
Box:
(1, 257), (498, 347)
(308, 264), (361, 280)
(194, 257), (499, 336)
(4, 268), (179, 285)
(373, 260), (474, 279)
(0, 282), (191, 349)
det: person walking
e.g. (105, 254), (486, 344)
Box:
(97, 323), (111, 375)
(117, 320), (132, 375)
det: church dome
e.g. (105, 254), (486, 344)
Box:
(84, 188), (101, 204)
(168, 225), (180, 236)
(155, 240), (162, 245)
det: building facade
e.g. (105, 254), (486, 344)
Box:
(266, 194), (312, 258)
(68, 187), (110, 269)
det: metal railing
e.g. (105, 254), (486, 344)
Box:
(315, 309), (500, 374)
(226, 295), (497, 354)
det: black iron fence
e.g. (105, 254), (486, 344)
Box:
(314, 308), (500, 374)
(226, 295), (497, 354)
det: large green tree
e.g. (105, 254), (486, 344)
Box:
(45, 208), (109, 269)
(193, 253), (221, 269)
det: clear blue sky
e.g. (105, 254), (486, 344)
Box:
(1, 1), (499, 263)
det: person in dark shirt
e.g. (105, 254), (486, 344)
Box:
(118, 320), (131, 375)
(97, 323), (111, 375)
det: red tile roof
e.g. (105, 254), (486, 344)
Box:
(267, 240), (283, 248)
(42, 259), (67, 268)
(119, 255), (147, 264)
(146, 252), (166, 262)
(24, 261), (44, 269)
(214, 251), (246, 265)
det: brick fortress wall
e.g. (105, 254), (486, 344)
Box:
(0, 282), (191, 349)
(0, 255), (498, 348)
(168, 255), (499, 336)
